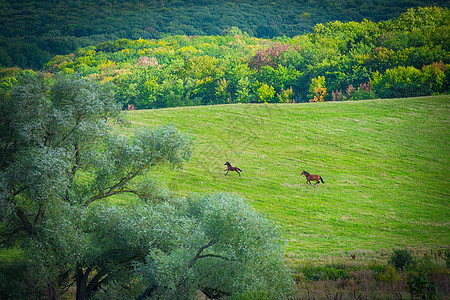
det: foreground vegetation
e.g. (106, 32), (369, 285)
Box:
(0, 74), (293, 299)
(292, 248), (449, 299)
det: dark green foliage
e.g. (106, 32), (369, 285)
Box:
(301, 265), (357, 281)
(0, 0), (448, 69)
(31, 5), (448, 108)
(445, 249), (450, 268)
(406, 257), (437, 299)
(0, 255), (47, 299)
(390, 249), (415, 270)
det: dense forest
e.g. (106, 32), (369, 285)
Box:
(0, 3), (449, 109)
(11, 6), (444, 108)
(0, 0), (448, 70)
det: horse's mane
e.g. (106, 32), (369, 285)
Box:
(303, 170), (310, 174)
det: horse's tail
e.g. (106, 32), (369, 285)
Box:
(238, 168), (242, 172)
(320, 176), (325, 183)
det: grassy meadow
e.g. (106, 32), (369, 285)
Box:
(126, 96), (449, 263)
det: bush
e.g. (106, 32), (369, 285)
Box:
(371, 66), (433, 98)
(390, 249), (415, 270)
(407, 257), (437, 299)
(300, 265), (358, 281)
(377, 264), (400, 284)
(0, 254), (47, 299)
(308, 76), (327, 102)
(351, 82), (377, 100)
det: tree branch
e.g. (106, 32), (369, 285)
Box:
(188, 239), (216, 270)
(60, 277), (76, 295)
(85, 249), (146, 297)
(54, 117), (83, 148)
(136, 280), (157, 300)
(12, 186), (28, 199)
(198, 254), (234, 261)
(96, 249), (145, 261)
(201, 287), (232, 299)
(85, 269), (108, 297)
(86, 144), (179, 206)
(15, 207), (35, 236)
(0, 226), (24, 246)
(85, 161), (153, 206)
(0, 134), (13, 170)
(33, 205), (43, 226)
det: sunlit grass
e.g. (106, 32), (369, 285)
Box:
(125, 96), (450, 262)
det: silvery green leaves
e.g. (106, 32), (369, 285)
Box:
(0, 72), (291, 299)
(80, 124), (192, 206)
(135, 193), (293, 299)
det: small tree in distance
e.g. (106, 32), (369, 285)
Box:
(309, 76), (327, 102)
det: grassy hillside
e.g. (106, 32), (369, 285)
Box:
(126, 96), (449, 261)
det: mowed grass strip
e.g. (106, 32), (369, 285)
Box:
(126, 96), (450, 260)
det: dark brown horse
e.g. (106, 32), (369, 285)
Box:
(224, 162), (242, 176)
(300, 171), (324, 185)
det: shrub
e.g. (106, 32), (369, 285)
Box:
(390, 249), (414, 270)
(351, 82), (377, 100)
(422, 62), (449, 94)
(300, 265), (356, 281)
(277, 86), (294, 103)
(371, 66), (432, 98)
(331, 89), (345, 101)
(390, 249), (415, 270)
(256, 82), (276, 103)
(378, 264), (400, 284)
(309, 76), (327, 102)
(407, 257), (437, 299)
(444, 249), (450, 268)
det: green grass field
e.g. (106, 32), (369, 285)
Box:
(126, 96), (449, 262)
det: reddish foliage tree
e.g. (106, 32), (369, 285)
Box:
(248, 43), (299, 71)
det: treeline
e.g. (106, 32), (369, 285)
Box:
(31, 6), (449, 109)
(0, 0), (447, 69)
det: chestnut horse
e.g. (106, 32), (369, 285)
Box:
(300, 171), (325, 185)
(224, 162), (242, 176)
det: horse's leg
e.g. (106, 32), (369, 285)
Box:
(225, 169), (229, 175)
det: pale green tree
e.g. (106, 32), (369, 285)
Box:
(0, 72), (191, 299)
(0, 72), (293, 299)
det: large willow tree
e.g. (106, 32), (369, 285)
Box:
(0, 72), (292, 299)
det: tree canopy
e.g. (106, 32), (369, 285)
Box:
(0, 73), (292, 299)
(0, 0), (447, 69)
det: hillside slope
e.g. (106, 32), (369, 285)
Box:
(126, 96), (449, 260)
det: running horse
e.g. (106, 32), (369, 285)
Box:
(300, 170), (325, 185)
(224, 162), (242, 176)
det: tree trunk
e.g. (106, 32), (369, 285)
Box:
(75, 268), (90, 300)
(136, 280), (157, 300)
(47, 282), (59, 300)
